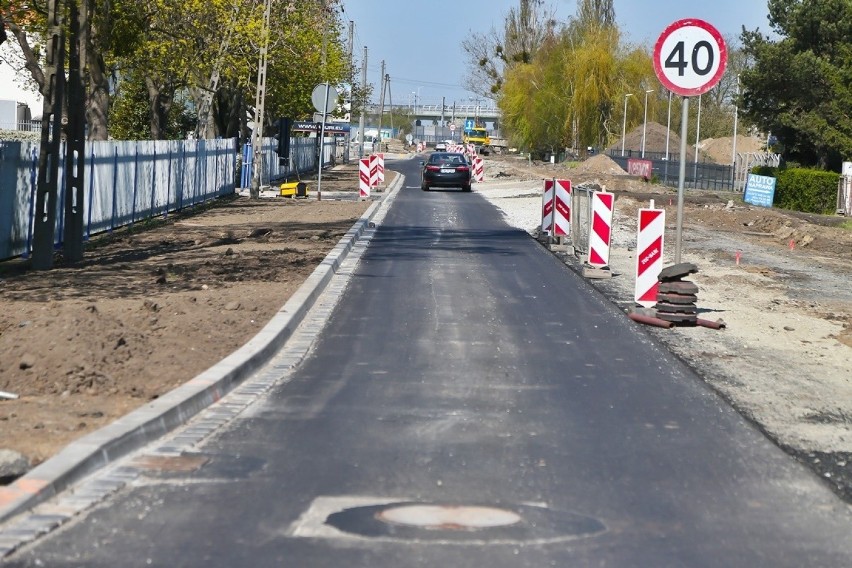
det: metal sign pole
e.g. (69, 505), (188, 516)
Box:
(317, 81), (331, 201)
(675, 96), (689, 263)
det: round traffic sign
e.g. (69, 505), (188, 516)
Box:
(450, 124), (456, 131)
(311, 83), (338, 114)
(653, 19), (727, 97)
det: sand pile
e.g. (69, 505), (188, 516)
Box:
(572, 153), (627, 177)
(699, 135), (765, 164)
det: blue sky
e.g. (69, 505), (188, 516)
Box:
(341, 0), (772, 106)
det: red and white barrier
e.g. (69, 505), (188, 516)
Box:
(541, 179), (555, 234)
(376, 152), (385, 183)
(369, 154), (379, 187)
(634, 204), (665, 307)
(587, 191), (614, 267)
(467, 143), (476, 156)
(540, 179), (570, 236)
(473, 156), (484, 182)
(359, 157), (371, 199)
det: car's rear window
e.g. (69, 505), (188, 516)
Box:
(430, 153), (465, 165)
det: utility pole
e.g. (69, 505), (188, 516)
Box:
(250, 0), (272, 199)
(63, 0), (86, 262)
(31, 0), (65, 269)
(376, 60), (386, 151)
(358, 45), (367, 158)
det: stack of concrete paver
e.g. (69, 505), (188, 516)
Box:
(655, 263), (699, 326)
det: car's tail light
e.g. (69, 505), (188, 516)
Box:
(425, 165), (442, 172)
(456, 165), (470, 172)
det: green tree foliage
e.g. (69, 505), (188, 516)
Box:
(2, 0), (349, 140)
(461, 0), (555, 98)
(110, 69), (195, 140)
(740, 0), (852, 169)
(499, 2), (657, 155)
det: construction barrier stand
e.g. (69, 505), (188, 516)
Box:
(634, 206), (665, 307)
(587, 191), (614, 267)
(359, 158), (371, 199)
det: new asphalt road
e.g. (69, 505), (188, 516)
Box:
(6, 157), (852, 567)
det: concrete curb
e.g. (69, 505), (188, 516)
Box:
(0, 173), (405, 525)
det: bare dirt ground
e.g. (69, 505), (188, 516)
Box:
(1, 163), (379, 465)
(2, 147), (851, 503)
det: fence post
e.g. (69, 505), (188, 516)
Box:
(111, 147), (118, 232)
(23, 146), (38, 259)
(131, 145), (139, 224)
(165, 143), (172, 218)
(151, 144), (157, 216)
(86, 145), (95, 240)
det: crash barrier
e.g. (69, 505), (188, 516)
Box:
(540, 179), (571, 239)
(1, 138), (236, 261)
(359, 157), (371, 200)
(635, 204), (666, 307)
(838, 162), (852, 215)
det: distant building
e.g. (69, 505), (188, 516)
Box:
(0, 40), (43, 129)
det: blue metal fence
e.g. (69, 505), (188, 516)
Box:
(1, 135), (345, 261)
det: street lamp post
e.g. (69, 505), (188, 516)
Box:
(641, 89), (653, 158)
(621, 93), (633, 157)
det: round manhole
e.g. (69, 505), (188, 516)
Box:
(324, 502), (606, 544)
(377, 505), (521, 530)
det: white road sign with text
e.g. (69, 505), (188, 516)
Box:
(654, 19), (727, 96)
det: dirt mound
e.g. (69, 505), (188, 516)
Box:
(610, 121), (695, 161)
(572, 153), (627, 177)
(699, 135), (765, 164)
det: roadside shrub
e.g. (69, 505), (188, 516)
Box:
(774, 168), (840, 214)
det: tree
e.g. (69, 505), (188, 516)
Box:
(740, 0), (852, 169)
(576, 0), (615, 30)
(1, 0), (121, 140)
(461, 0), (555, 99)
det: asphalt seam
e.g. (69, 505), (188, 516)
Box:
(0, 171), (405, 537)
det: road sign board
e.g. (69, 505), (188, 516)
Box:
(653, 19), (727, 97)
(311, 83), (338, 114)
(450, 124), (456, 131)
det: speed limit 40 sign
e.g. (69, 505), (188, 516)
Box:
(654, 19), (727, 96)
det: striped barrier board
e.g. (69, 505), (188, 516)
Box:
(376, 153), (385, 183)
(369, 154), (379, 187)
(540, 179), (571, 237)
(587, 191), (614, 267)
(634, 206), (665, 307)
(359, 157), (371, 199)
(473, 156), (484, 182)
(541, 179), (555, 234)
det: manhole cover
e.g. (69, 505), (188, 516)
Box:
(323, 501), (606, 544)
(377, 505), (521, 530)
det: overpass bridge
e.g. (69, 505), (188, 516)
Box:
(363, 103), (501, 127)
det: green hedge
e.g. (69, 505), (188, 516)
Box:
(749, 166), (839, 214)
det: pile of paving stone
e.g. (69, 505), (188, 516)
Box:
(655, 262), (699, 325)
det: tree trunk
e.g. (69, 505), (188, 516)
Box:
(145, 77), (173, 140)
(81, 0), (109, 140)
